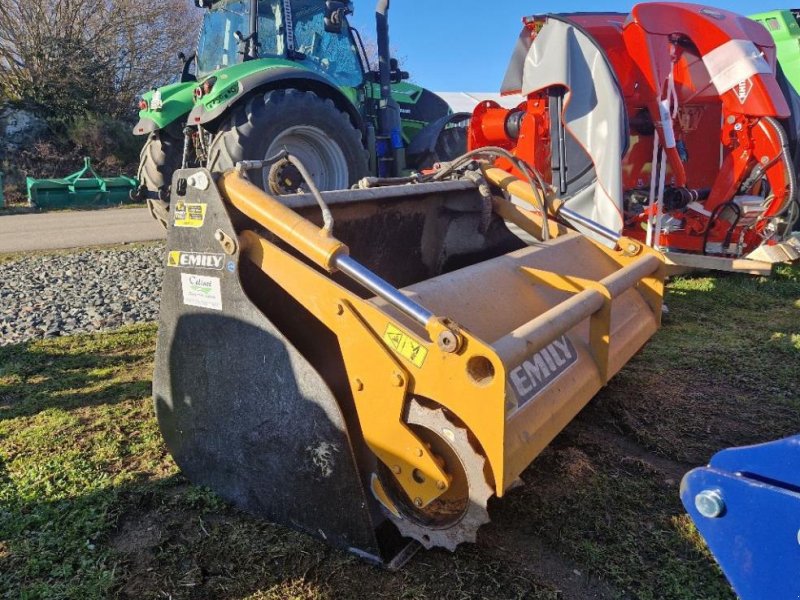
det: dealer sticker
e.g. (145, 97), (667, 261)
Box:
(168, 251), (225, 270)
(174, 202), (207, 228)
(180, 273), (222, 311)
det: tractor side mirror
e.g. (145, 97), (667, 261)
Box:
(178, 51), (197, 83)
(390, 58), (410, 82)
(325, 1), (352, 34)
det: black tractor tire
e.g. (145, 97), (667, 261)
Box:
(137, 130), (182, 229)
(207, 89), (368, 192)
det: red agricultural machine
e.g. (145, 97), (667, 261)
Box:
(469, 3), (800, 273)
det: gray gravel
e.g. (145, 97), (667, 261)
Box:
(0, 244), (164, 346)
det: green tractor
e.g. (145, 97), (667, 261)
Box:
(751, 9), (800, 182)
(751, 9), (800, 95)
(134, 0), (468, 222)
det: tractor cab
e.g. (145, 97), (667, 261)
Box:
(195, 0), (365, 88)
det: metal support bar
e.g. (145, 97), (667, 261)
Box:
(495, 253), (662, 379)
(493, 289), (606, 366)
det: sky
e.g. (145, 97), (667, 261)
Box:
(348, 0), (776, 92)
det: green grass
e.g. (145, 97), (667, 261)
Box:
(0, 264), (798, 599)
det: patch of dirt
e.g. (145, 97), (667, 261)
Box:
(479, 523), (622, 600)
(588, 369), (800, 465)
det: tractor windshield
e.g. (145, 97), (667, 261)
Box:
(292, 0), (363, 87)
(196, 0), (285, 77)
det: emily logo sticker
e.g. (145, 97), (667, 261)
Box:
(180, 273), (222, 311)
(508, 336), (577, 410)
(168, 251), (225, 270)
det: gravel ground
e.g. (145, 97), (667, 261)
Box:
(0, 244), (164, 346)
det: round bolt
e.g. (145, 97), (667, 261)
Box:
(727, 115), (736, 124)
(436, 480), (447, 491)
(336, 304), (344, 316)
(761, 156), (770, 165)
(437, 330), (459, 354)
(392, 372), (405, 387)
(354, 379), (364, 392)
(187, 171), (210, 191)
(214, 230), (225, 242)
(416, 448), (424, 458)
(392, 465), (402, 475)
(695, 489), (726, 519)
(414, 497), (424, 508)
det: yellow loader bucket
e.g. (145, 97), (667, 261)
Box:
(153, 165), (664, 566)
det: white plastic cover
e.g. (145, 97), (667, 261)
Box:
(702, 39), (772, 96)
(502, 19), (626, 244)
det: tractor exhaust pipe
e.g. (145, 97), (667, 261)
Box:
(376, 0), (391, 114)
(375, 0), (405, 176)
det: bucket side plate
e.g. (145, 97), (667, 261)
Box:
(153, 169), (404, 563)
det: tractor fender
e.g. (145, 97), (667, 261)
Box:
(189, 67), (364, 134)
(406, 112), (471, 167)
(133, 81), (196, 136)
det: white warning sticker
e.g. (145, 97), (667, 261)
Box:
(180, 273), (222, 311)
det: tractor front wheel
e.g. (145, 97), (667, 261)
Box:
(207, 89), (368, 193)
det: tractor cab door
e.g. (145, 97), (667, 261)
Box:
(288, 0), (365, 88)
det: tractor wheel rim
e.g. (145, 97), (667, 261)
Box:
(265, 125), (349, 192)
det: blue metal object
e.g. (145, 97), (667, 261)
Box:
(681, 435), (800, 600)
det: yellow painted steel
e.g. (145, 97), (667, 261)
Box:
(225, 170), (666, 509)
(219, 170), (347, 270)
(240, 229), (501, 507)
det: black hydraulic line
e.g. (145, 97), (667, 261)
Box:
(703, 202), (738, 256)
(428, 146), (552, 241)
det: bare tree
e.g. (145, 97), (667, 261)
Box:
(0, 0), (201, 117)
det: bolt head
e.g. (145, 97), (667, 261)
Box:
(354, 379), (364, 392)
(436, 480), (447, 491)
(335, 304), (344, 316)
(416, 448), (424, 458)
(214, 230), (225, 242)
(392, 465), (401, 475)
(437, 330), (459, 353)
(695, 489), (725, 519)
(393, 373), (405, 387)
(414, 497), (424, 508)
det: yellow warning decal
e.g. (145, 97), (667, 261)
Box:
(383, 324), (428, 368)
(174, 202), (207, 228)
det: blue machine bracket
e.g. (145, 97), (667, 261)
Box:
(681, 435), (800, 599)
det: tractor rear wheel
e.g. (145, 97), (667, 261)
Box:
(137, 129), (183, 228)
(207, 89), (368, 193)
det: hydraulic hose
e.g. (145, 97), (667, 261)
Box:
(763, 116), (797, 225)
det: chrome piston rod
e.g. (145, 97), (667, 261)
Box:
(334, 255), (434, 327)
(558, 206), (621, 244)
